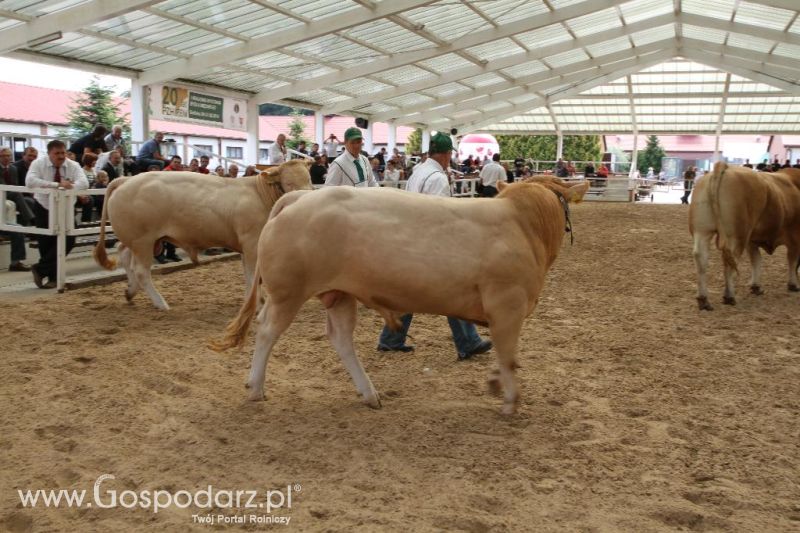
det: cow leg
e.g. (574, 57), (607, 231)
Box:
(246, 295), (304, 401)
(787, 244), (800, 292)
(483, 290), (526, 415)
(131, 241), (169, 311)
(242, 253), (256, 294)
(748, 244), (765, 295)
(692, 232), (714, 310)
(326, 293), (380, 408)
(722, 240), (739, 306)
(119, 245), (139, 301)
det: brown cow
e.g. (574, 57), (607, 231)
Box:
(94, 160), (312, 310)
(212, 178), (589, 415)
(690, 162), (800, 310)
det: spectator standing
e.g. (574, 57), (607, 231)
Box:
(680, 166), (696, 205)
(25, 140), (88, 288)
(243, 165), (258, 177)
(743, 159), (753, 169)
(478, 153), (505, 197)
(309, 143), (320, 158)
(370, 158), (382, 181)
(268, 134), (287, 165)
(228, 164), (240, 178)
(310, 155), (327, 185)
(189, 158), (200, 173)
(213, 165), (225, 176)
(324, 134), (339, 158)
(296, 141), (308, 155)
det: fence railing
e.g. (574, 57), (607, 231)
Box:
(1, 184), (110, 291)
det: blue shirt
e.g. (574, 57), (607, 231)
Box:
(137, 139), (161, 160)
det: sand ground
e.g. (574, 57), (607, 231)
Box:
(1, 202), (799, 532)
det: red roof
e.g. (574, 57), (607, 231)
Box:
(0, 81), (412, 143)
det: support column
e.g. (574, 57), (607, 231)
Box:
(387, 122), (397, 153)
(246, 99), (260, 164)
(421, 130), (431, 153)
(713, 134), (721, 163)
(130, 81), (149, 144)
(630, 134), (639, 177)
(556, 132), (564, 160)
(364, 120), (374, 155)
(315, 111), (324, 147)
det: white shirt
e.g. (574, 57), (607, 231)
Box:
(324, 140), (338, 158)
(384, 168), (401, 182)
(26, 157), (88, 208)
(405, 158), (450, 197)
(268, 142), (287, 165)
(479, 161), (506, 188)
(325, 151), (378, 188)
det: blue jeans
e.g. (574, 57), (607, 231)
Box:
(378, 313), (484, 355)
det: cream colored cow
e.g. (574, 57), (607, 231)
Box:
(690, 162), (800, 310)
(94, 160), (312, 310)
(213, 178), (589, 415)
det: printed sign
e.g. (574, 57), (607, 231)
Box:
(149, 84), (247, 131)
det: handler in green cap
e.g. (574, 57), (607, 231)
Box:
(324, 127), (378, 188)
(376, 131), (493, 361)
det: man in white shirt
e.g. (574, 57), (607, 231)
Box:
(377, 132), (492, 361)
(324, 128), (378, 188)
(26, 139), (89, 288)
(324, 134), (339, 158)
(479, 153), (506, 197)
(268, 134), (287, 165)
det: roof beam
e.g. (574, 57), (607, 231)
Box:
(452, 49), (678, 134)
(0, 0), (159, 55)
(5, 49), (139, 78)
(626, 75), (638, 139)
(372, 39), (675, 123)
(716, 73), (731, 138)
(320, 11), (676, 115)
(738, 0), (800, 12)
(254, 0), (633, 104)
(681, 38), (800, 73)
(681, 48), (800, 96)
(137, 0), (437, 86)
(678, 12), (800, 47)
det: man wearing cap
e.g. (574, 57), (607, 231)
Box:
(376, 132), (493, 361)
(324, 128), (378, 188)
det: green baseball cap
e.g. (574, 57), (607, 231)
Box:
(344, 127), (363, 142)
(428, 131), (453, 154)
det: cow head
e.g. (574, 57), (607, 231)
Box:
(261, 159), (314, 193)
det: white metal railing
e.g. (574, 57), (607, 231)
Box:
(1, 184), (110, 291)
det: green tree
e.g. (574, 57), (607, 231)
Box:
(637, 135), (666, 174)
(496, 134), (602, 170)
(62, 77), (129, 140)
(405, 128), (422, 154)
(285, 108), (309, 150)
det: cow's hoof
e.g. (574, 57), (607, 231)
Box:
(697, 297), (714, 311)
(247, 390), (265, 401)
(124, 289), (134, 302)
(722, 296), (736, 306)
(789, 284), (800, 292)
(364, 393), (382, 409)
(750, 285), (765, 295)
(500, 401), (518, 416)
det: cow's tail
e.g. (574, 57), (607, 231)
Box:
(93, 177), (127, 270)
(706, 161), (738, 273)
(210, 261), (261, 352)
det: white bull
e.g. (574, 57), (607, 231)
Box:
(94, 160), (312, 310)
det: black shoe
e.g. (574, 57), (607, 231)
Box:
(155, 255), (168, 264)
(165, 254), (182, 262)
(9, 262), (31, 272)
(31, 265), (45, 288)
(42, 280), (57, 289)
(377, 344), (415, 353)
(458, 339), (493, 361)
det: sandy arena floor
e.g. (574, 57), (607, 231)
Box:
(1, 202), (799, 532)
